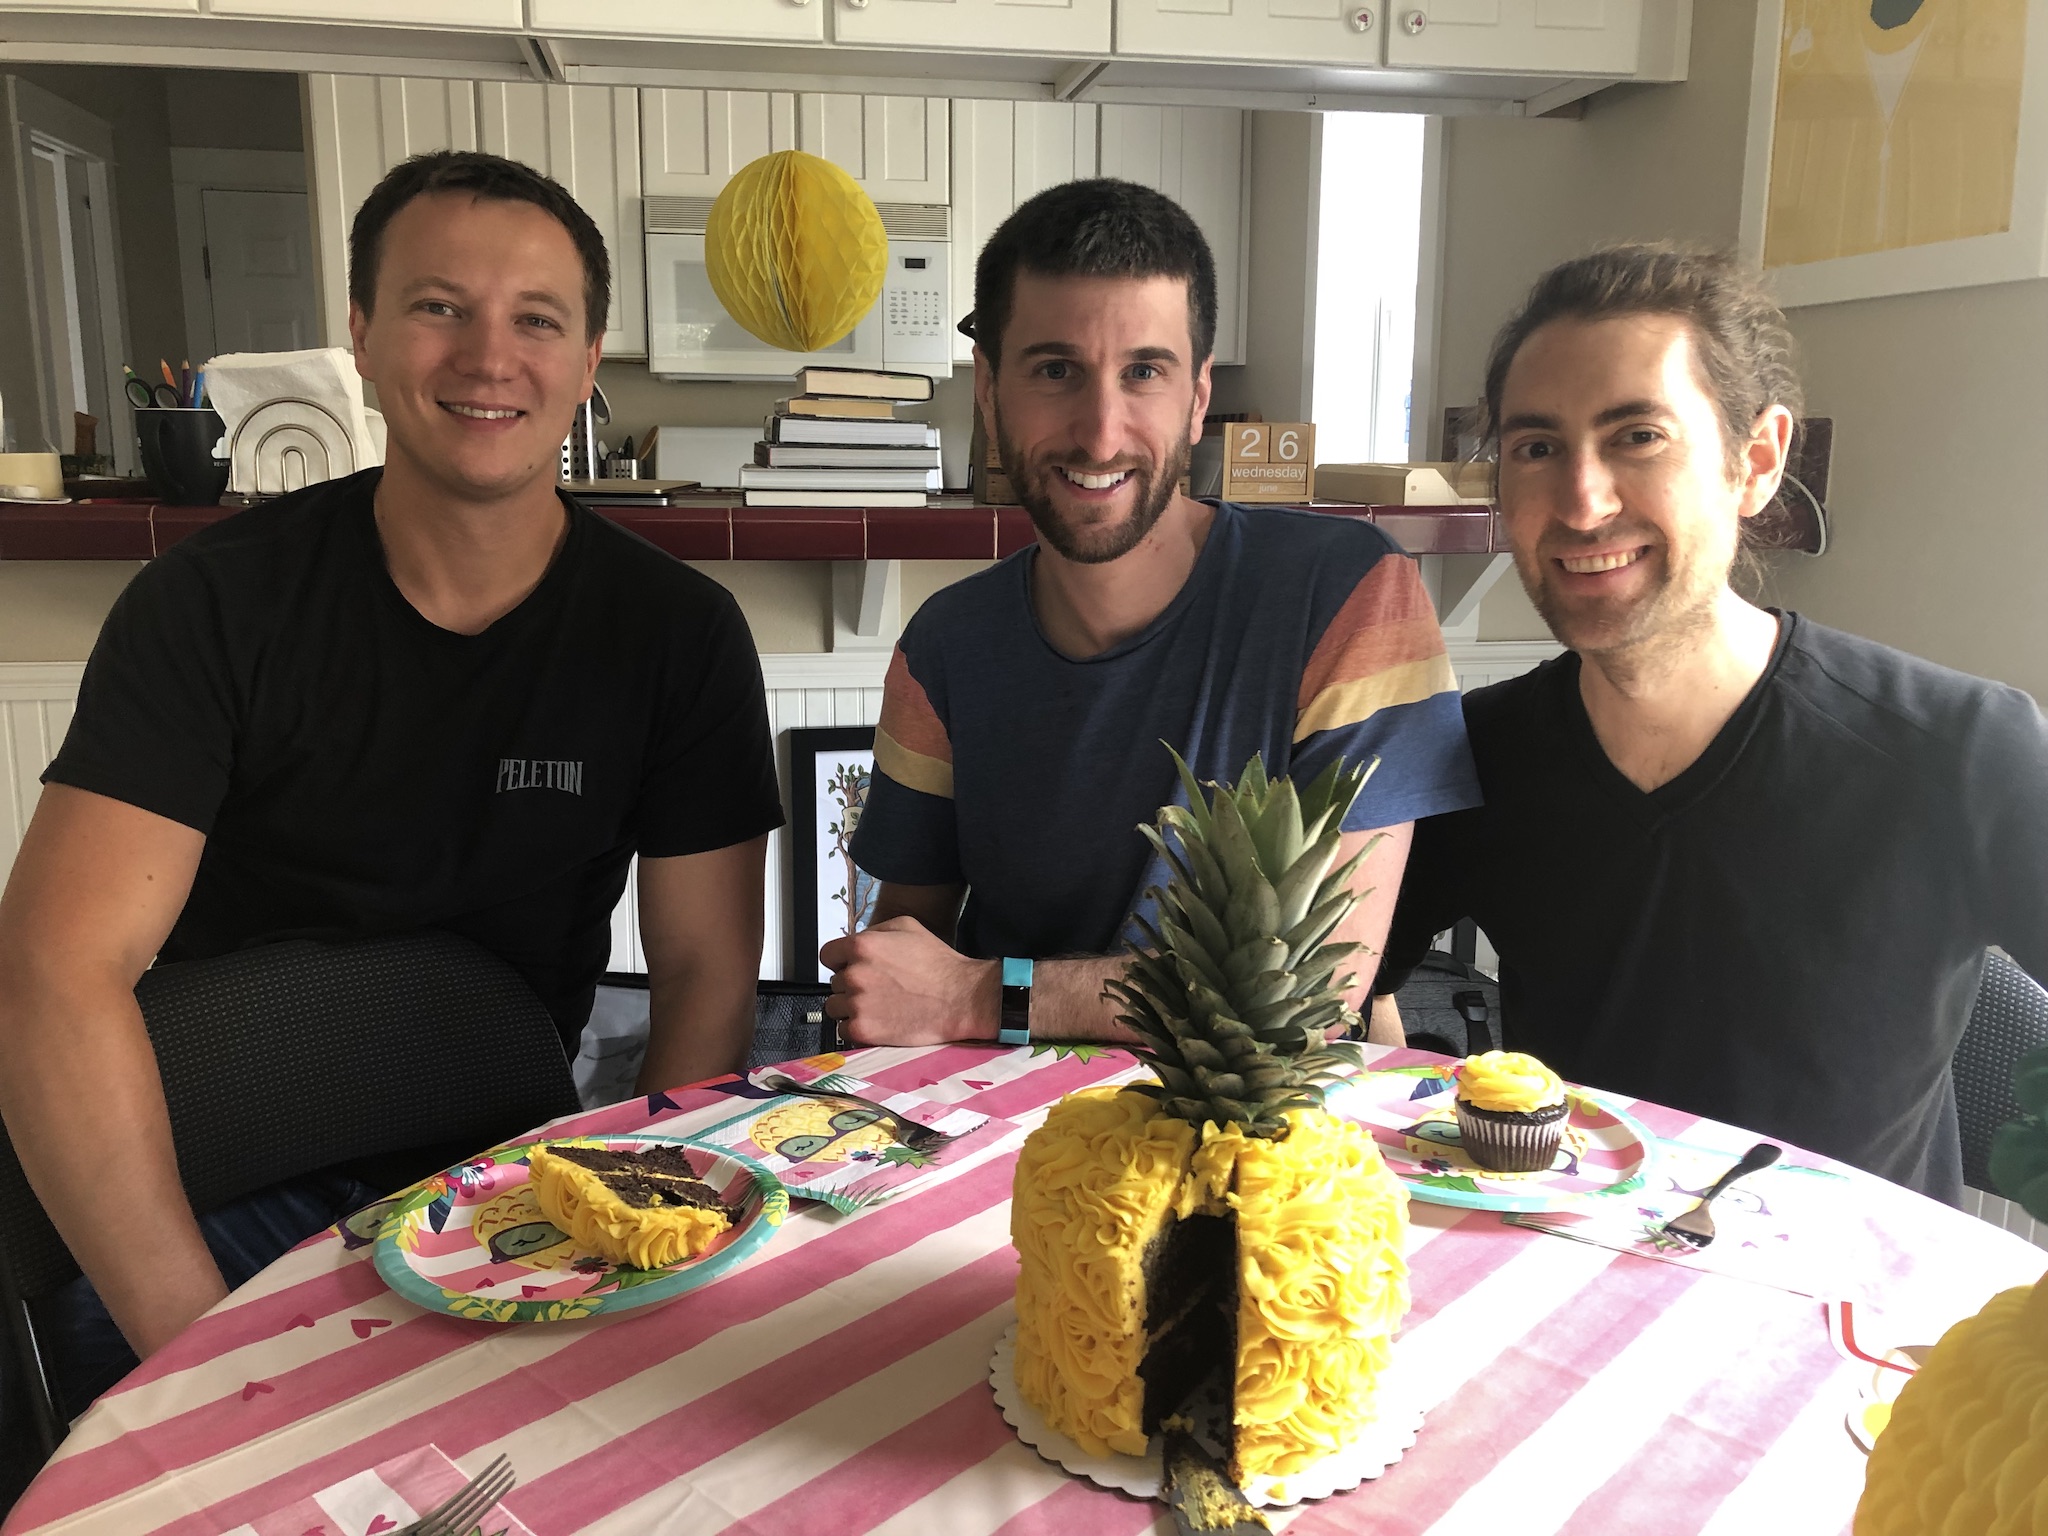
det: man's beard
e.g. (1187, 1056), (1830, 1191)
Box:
(993, 402), (1190, 566)
(1519, 525), (1725, 673)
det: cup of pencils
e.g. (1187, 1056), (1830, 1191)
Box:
(130, 360), (228, 505)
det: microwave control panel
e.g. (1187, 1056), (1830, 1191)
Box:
(881, 241), (952, 369)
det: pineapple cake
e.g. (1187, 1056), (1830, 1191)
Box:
(1008, 752), (1410, 1488)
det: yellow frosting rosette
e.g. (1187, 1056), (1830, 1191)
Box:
(1456, 1051), (1565, 1115)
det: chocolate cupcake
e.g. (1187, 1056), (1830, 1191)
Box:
(1453, 1051), (1568, 1173)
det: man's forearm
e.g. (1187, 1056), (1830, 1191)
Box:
(639, 965), (755, 1092)
(1003, 955), (1141, 1045)
(0, 963), (224, 1358)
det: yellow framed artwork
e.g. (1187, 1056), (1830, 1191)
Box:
(1739, 0), (2048, 306)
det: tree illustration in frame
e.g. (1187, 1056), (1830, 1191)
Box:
(790, 727), (879, 983)
(824, 756), (877, 941)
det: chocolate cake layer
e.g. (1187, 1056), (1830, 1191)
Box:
(545, 1145), (725, 1212)
(1139, 1211), (1238, 1444)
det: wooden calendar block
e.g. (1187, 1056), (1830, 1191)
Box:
(1221, 421), (1315, 502)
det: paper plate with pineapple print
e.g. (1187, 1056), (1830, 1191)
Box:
(1329, 1065), (1656, 1212)
(373, 1134), (787, 1323)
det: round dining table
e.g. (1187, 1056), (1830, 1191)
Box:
(5, 1042), (2043, 1536)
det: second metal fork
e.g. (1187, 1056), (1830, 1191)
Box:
(758, 1073), (955, 1152)
(399, 1453), (516, 1536)
(1657, 1142), (1782, 1249)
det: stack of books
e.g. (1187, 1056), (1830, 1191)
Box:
(741, 367), (941, 508)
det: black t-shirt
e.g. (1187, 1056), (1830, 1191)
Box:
(1380, 612), (2048, 1203)
(46, 470), (785, 1053)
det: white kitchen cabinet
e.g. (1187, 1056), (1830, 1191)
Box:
(1098, 105), (1246, 366)
(210, 0), (518, 25)
(478, 84), (647, 358)
(799, 94), (949, 204)
(527, 0), (824, 43)
(1383, 0), (1642, 75)
(639, 89), (798, 198)
(1116, 0), (1383, 67)
(306, 75), (482, 346)
(0, 0), (195, 11)
(831, 0), (1110, 56)
(949, 99), (1098, 365)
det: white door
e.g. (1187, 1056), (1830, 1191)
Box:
(306, 75), (481, 344)
(950, 99), (1097, 364)
(200, 188), (321, 354)
(1383, 0), (1641, 74)
(1098, 106), (1247, 365)
(478, 83), (647, 358)
(640, 88), (798, 198)
(831, 0), (1110, 54)
(527, 0), (824, 42)
(799, 94), (949, 204)
(208, 0), (518, 24)
(1116, 0), (1384, 66)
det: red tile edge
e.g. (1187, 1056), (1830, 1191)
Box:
(0, 498), (1500, 561)
(730, 504), (866, 561)
(0, 503), (156, 560)
(867, 506), (998, 561)
(605, 504), (733, 562)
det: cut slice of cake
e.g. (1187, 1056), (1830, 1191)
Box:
(529, 1143), (733, 1268)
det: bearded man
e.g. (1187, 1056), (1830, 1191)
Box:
(1371, 245), (2048, 1203)
(824, 179), (1480, 1046)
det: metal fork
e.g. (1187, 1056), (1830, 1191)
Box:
(1657, 1142), (1782, 1249)
(398, 1453), (516, 1536)
(758, 1073), (955, 1153)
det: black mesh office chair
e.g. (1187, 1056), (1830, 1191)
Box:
(1390, 920), (1500, 1058)
(752, 982), (836, 1068)
(1955, 950), (2048, 1194)
(0, 930), (580, 1487)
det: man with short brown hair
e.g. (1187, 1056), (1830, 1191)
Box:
(0, 152), (781, 1423)
(826, 180), (1481, 1047)
(1374, 244), (2048, 1202)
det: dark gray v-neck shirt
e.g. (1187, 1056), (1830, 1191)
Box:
(1382, 612), (2048, 1202)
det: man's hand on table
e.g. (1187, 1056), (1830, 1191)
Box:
(822, 917), (1001, 1046)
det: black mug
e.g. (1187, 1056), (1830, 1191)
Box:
(135, 407), (230, 505)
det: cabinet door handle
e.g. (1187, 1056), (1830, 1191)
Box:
(1350, 6), (1373, 30)
(1402, 8), (1426, 33)
(844, 0), (869, 8)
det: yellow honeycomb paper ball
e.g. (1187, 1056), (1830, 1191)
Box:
(1854, 1277), (2048, 1535)
(705, 150), (887, 353)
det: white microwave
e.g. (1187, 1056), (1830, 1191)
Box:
(644, 196), (953, 382)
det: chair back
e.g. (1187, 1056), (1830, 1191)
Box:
(1955, 950), (2048, 1192)
(751, 983), (836, 1070)
(0, 930), (582, 1304)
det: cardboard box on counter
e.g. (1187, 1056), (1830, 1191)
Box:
(1315, 461), (1493, 505)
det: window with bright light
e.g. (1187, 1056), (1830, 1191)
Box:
(1311, 113), (1427, 466)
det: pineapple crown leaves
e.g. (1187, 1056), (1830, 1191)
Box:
(1104, 747), (1381, 1137)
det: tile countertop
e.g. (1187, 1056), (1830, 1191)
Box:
(0, 494), (1501, 562)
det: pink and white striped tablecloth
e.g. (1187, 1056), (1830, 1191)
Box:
(8, 1044), (2044, 1536)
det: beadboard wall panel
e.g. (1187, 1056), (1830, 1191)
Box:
(0, 664), (82, 879)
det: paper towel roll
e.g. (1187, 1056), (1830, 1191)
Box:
(202, 348), (385, 495)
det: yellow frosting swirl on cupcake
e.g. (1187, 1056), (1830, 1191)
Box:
(528, 1147), (731, 1269)
(1456, 1051), (1565, 1114)
(1010, 1088), (1195, 1457)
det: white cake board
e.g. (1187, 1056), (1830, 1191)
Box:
(987, 1313), (1425, 1508)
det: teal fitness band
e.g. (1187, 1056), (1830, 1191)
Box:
(998, 956), (1033, 1046)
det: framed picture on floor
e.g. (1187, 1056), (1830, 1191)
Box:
(789, 726), (879, 984)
